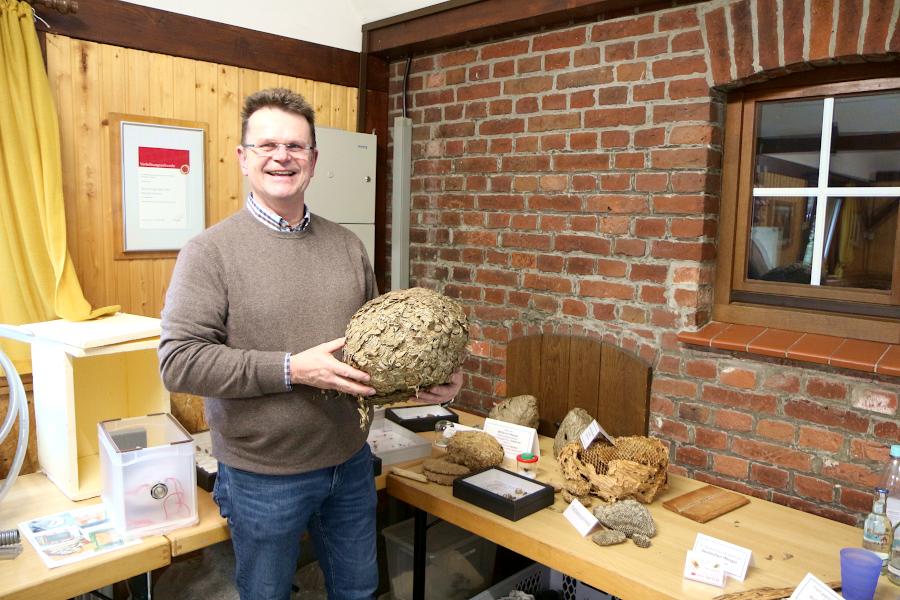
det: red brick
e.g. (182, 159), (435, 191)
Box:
(584, 106), (646, 128)
(570, 90), (596, 108)
(481, 39), (531, 59)
(457, 82), (500, 101)
(659, 8), (699, 31)
(653, 102), (716, 124)
(730, 0), (754, 80)
(714, 455), (749, 478)
(454, 157), (498, 173)
(488, 99), (512, 115)
(652, 148), (720, 169)
(850, 438), (890, 462)
(517, 56), (542, 73)
(685, 358), (716, 379)
(630, 264), (667, 282)
(570, 215), (597, 232)
(477, 194), (525, 211)
(528, 194), (581, 212)
(809, 0), (835, 61)
(621, 305), (647, 324)
(704, 7), (731, 85)
(579, 280), (635, 300)
(676, 445), (708, 468)
(562, 299), (588, 317)
(719, 366), (757, 389)
(834, 0), (863, 58)
(522, 273), (572, 293)
(636, 173), (668, 192)
(566, 257), (595, 275)
(756, 419), (795, 442)
(544, 51), (571, 71)
(798, 426), (844, 453)
(782, 0), (805, 65)
(671, 30), (704, 52)
(874, 419), (900, 441)
(702, 385), (777, 413)
(714, 409), (753, 431)
(586, 194), (648, 213)
(554, 234), (611, 255)
(671, 172), (719, 193)
(632, 131), (663, 152)
(772, 493), (857, 525)
(651, 240), (715, 261)
(597, 86), (629, 105)
(439, 49), (478, 67)
(840, 487), (876, 513)
(598, 215), (629, 234)
(821, 461), (880, 488)
(696, 427), (727, 449)
(637, 36), (668, 57)
(652, 194), (713, 214)
(794, 474), (835, 502)
(670, 124), (719, 145)
(532, 294), (559, 313)
(784, 400), (869, 433)
(635, 217), (666, 237)
(574, 47), (600, 67)
(651, 394), (675, 417)
(533, 26), (586, 51)
(541, 93), (567, 110)
(614, 238), (646, 257)
(634, 82), (665, 101)
(732, 438), (812, 470)
(596, 259), (627, 277)
(757, 0), (780, 70)
(500, 155), (551, 172)
(642, 286), (667, 305)
(593, 302), (615, 321)
(553, 153), (610, 172)
(541, 133), (566, 151)
(668, 78), (711, 100)
(600, 130), (630, 148)
(862, 0), (894, 54)
(615, 62), (647, 81)
(763, 372), (800, 394)
(557, 67), (614, 89)
(492, 60), (515, 78)
(652, 55), (708, 78)
(528, 113), (581, 132)
(605, 41), (635, 62)
(806, 377), (847, 400)
(678, 401), (708, 421)
(504, 76), (554, 95)
(751, 464), (790, 490)
(591, 15), (654, 42)
(500, 232), (551, 250)
(599, 173), (630, 191)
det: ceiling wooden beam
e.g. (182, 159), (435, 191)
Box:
(363, 0), (702, 60)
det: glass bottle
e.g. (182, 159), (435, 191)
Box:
(880, 444), (900, 527)
(889, 521), (900, 586)
(863, 487), (893, 573)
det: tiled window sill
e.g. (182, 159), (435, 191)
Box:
(677, 322), (900, 376)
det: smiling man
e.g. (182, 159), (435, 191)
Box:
(159, 88), (461, 600)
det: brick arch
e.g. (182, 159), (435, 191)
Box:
(701, 0), (900, 90)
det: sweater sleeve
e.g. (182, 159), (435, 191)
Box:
(158, 237), (287, 398)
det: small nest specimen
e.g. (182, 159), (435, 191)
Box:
(344, 287), (468, 409)
(553, 408), (593, 458)
(487, 395), (539, 429)
(422, 458), (471, 485)
(558, 436), (668, 503)
(446, 431), (504, 471)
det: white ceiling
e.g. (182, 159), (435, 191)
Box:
(122, 1), (449, 52)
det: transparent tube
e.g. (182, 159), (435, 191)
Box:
(0, 347), (29, 505)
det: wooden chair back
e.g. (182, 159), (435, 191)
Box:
(505, 334), (651, 438)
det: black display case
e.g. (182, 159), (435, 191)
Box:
(385, 404), (459, 433)
(452, 467), (555, 521)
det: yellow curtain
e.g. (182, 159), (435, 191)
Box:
(0, 0), (118, 373)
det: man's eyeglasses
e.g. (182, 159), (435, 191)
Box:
(242, 142), (316, 158)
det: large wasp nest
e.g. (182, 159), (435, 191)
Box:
(344, 288), (468, 405)
(558, 436), (668, 503)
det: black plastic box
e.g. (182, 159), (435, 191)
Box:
(452, 467), (555, 521)
(385, 404), (459, 433)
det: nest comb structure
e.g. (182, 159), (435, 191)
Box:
(558, 436), (668, 503)
(344, 287), (468, 405)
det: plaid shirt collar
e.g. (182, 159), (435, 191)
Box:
(246, 193), (310, 233)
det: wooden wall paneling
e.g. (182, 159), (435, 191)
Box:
(566, 337), (602, 418)
(332, 84), (348, 131)
(217, 65), (241, 223)
(505, 335), (543, 423)
(100, 43), (124, 309)
(538, 335), (571, 437)
(194, 60), (218, 231)
(346, 87), (359, 132)
(597, 345), (650, 437)
(313, 81), (333, 127)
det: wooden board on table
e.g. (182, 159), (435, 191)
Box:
(663, 485), (749, 523)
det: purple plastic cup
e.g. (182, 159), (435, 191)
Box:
(840, 547), (882, 600)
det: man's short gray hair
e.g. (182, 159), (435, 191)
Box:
(241, 87), (316, 146)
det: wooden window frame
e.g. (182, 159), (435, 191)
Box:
(714, 70), (900, 344)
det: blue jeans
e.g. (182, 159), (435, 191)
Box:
(214, 444), (378, 600)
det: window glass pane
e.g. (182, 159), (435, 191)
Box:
(753, 99), (823, 187)
(821, 196), (898, 290)
(829, 92), (900, 186)
(748, 196), (815, 283)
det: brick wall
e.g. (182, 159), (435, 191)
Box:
(385, 0), (900, 524)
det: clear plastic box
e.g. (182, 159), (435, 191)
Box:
(470, 563), (614, 600)
(382, 517), (496, 600)
(99, 413), (198, 537)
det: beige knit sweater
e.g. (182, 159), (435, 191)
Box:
(159, 209), (377, 474)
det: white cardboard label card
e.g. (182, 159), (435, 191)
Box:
(563, 499), (598, 537)
(482, 418), (540, 459)
(692, 533), (753, 582)
(683, 550), (727, 588)
(787, 573), (844, 600)
(579, 420), (616, 449)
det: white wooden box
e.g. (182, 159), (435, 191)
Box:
(15, 313), (170, 500)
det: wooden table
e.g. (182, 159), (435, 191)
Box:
(0, 473), (170, 600)
(387, 432), (898, 600)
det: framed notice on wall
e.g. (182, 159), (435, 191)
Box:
(109, 113), (208, 259)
